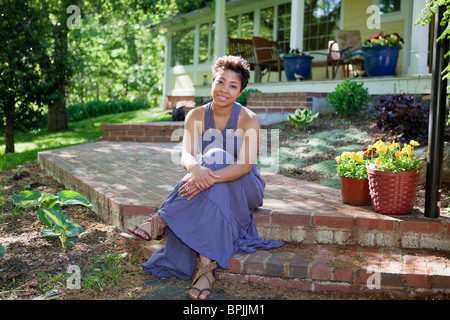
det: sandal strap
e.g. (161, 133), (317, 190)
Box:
(192, 260), (217, 287)
(144, 213), (168, 241)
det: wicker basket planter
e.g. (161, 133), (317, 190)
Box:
(340, 177), (372, 206)
(367, 168), (419, 215)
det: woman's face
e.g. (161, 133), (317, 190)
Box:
(211, 69), (242, 109)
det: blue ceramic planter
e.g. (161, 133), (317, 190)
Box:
(283, 55), (313, 81)
(362, 45), (401, 77)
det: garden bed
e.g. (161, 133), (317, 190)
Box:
(1, 113), (449, 300)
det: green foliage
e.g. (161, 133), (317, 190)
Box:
(416, 0), (450, 125)
(12, 190), (91, 251)
(236, 89), (261, 106)
(82, 252), (140, 292)
(335, 151), (369, 180)
(288, 108), (319, 130)
(0, 243), (4, 259)
(66, 99), (152, 122)
(326, 79), (370, 117)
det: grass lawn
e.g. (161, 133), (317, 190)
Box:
(0, 108), (172, 171)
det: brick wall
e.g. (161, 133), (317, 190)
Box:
(247, 92), (328, 113)
(101, 122), (184, 143)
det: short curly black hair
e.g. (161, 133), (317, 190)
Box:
(212, 55), (251, 92)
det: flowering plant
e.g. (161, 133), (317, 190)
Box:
(365, 32), (404, 47)
(335, 151), (369, 180)
(365, 140), (421, 173)
(283, 48), (307, 56)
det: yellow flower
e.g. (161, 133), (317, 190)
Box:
(389, 141), (399, 151)
(356, 151), (364, 163)
(374, 158), (382, 165)
(349, 152), (357, 161)
(410, 140), (419, 147)
(402, 145), (413, 156)
(335, 156), (341, 164)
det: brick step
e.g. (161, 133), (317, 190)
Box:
(123, 235), (450, 298)
(38, 140), (450, 298)
(38, 141), (450, 252)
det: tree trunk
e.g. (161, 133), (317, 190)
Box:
(5, 95), (15, 154)
(47, 16), (68, 132)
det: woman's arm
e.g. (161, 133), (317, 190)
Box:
(180, 108), (219, 190)
(179, 108), (260, 199)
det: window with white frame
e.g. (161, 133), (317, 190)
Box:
(199, 22), (215, 64)
(228, 12), (254, 39)
(277, 3), (291, 52)
(379, 0), (401, 14)
(303, 0), (341, 51)
(171, 28), (195, 66)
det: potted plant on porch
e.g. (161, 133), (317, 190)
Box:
(282, 48), (314, 81)
(366, 139), (421, 215)
(335, 150), (371, 206)
(362, 32), (404, 77)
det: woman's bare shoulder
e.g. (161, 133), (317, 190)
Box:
(185, 105), (206, 122)
(239, 106), (260, 129)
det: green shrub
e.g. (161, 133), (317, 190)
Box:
(236, 89), (261, 106)
(326, 79), (370, 117)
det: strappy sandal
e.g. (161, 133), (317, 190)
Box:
(127, 213), (168, 241)
(189, 260), (217, 300)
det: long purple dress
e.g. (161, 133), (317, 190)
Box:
(141, 102), (283, 280)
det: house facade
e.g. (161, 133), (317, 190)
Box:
(158, 0), (431, 110)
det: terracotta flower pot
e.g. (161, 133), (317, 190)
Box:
(367, 168), (419, 215)
(340, 177), (372, 206)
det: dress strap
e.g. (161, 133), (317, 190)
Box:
(203, 102), (214, 130)
(225, 103), (242, 131)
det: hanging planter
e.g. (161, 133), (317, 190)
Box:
(282, 51), (314, 81)
(367, 168), (419, 215)
(340, 177), (372, 206)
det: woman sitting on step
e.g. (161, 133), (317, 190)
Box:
(128, 55), (283, 300)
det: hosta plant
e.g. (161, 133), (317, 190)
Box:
(288, 108), (319, 130)
(12, 190), (91, 251)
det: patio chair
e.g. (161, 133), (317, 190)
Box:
(311, 40), (344, 79)
(334, 30), (366, 78)
(252, 36), (284, 82)
(228, 37), (257, 70)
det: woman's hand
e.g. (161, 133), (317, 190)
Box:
(178, 164), (220, 200)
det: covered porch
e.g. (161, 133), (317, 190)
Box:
(158, 0), (432, 109)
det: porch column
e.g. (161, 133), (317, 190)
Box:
(214, 0), (227, 60)
(290, 0), (305, 51)
(408, 0), (430, 75)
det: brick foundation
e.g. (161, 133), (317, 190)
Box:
(246, 91), (327, 113)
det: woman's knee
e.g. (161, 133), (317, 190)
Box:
(201, 148), (235, 170)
